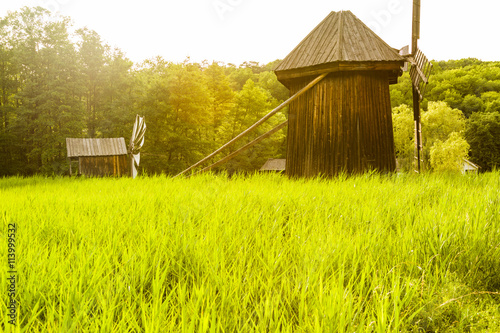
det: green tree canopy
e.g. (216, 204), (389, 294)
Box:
(6, 7), (500, 176)
(465, 111), (500, 171)
(391, 104), (414, 171)
(422, 101), (466, 148)
(430, 132), (470, 173)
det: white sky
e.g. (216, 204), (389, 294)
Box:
(2, 0), (499, 65)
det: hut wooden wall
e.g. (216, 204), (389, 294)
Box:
(79, 155), (129, 177)
(286, 71), (396, 178)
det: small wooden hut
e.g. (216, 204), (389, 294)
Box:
(66, 138), (129, 177)
(260, 159), (286, 172)
(275, 11), (405, 177)
(462, 159), (480, 174)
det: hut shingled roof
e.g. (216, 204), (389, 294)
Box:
(260, 159), (286, 171)
(66, 138), (128, 158)
(275, 11), (405, 82)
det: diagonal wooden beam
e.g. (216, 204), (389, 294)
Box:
(174, 73), (328, 177)
(192, 120), (288, 176)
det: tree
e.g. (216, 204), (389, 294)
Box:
(392, 104), (414, 171)
(9, 7), (84, 175)
(135, 60), (212, 175)
(390, 72), (412, 107)
(429, 132), (470, 172)
(226, 79), (271, 139)
(133, 57), (174, 174)
(76, 27), (105, 138)
(76, 29), (135, 140)
(204, 61), (234, 144)
(422, 101), (466, 148)
(465, 111), (500, 171)
(441, 89), (463, 110)
(421, 101), (467, 171)
(0, 16), (21, 175)
(257, 71), (289, 103)
(485, 100), (500, 113)
(2, 7), (51, 175)
(228, 67), (254, 91)
(223, 79), (284, 172)
(461, 94), (484, 116)
(99, 48), (135, 139)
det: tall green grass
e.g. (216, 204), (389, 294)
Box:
(1, 172), (500, 332)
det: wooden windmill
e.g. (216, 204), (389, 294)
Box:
(274, 11), (405, 177)
(175, 1), (431, 178)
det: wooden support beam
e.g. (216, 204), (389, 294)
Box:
(412, 0), (421, 54)
(174, 73), (328, 177)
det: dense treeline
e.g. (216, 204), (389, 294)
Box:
(0, 7), (288, 176)
(1, 7), (499, 176)
(391, 59), (500, 172)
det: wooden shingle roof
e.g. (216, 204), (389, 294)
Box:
(66, 138), (128, 158)
(275, 11), (405, 82)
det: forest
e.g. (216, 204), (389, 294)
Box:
(1, 7), (499, 176)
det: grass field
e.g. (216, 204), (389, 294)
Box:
(1, 172), (500, 332)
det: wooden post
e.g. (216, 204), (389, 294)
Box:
(412, 0), (421, 173)
(412, 0), (420, 55)
(130, 154), (134, 178)
(413, 86), (422, 172)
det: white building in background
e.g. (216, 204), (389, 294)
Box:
(462, 159), (480, 174)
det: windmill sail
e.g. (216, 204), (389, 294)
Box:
(129, 115), (146, 178)
(410, 48), (432, 101)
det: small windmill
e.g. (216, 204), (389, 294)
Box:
(401, 0), (433, 172)
(129, 115), (146, 178)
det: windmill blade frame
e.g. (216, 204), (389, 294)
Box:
(129, 115), (146, 178)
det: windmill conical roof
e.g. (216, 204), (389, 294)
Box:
(275, 11), (404, 81)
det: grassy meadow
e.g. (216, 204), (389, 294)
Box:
(1, 172), (500, 332)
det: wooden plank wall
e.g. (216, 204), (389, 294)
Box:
(286, 71), (396, 178)
(79, 155), (130, 177)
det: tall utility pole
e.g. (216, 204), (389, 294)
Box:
(412, 0), (422, 173)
